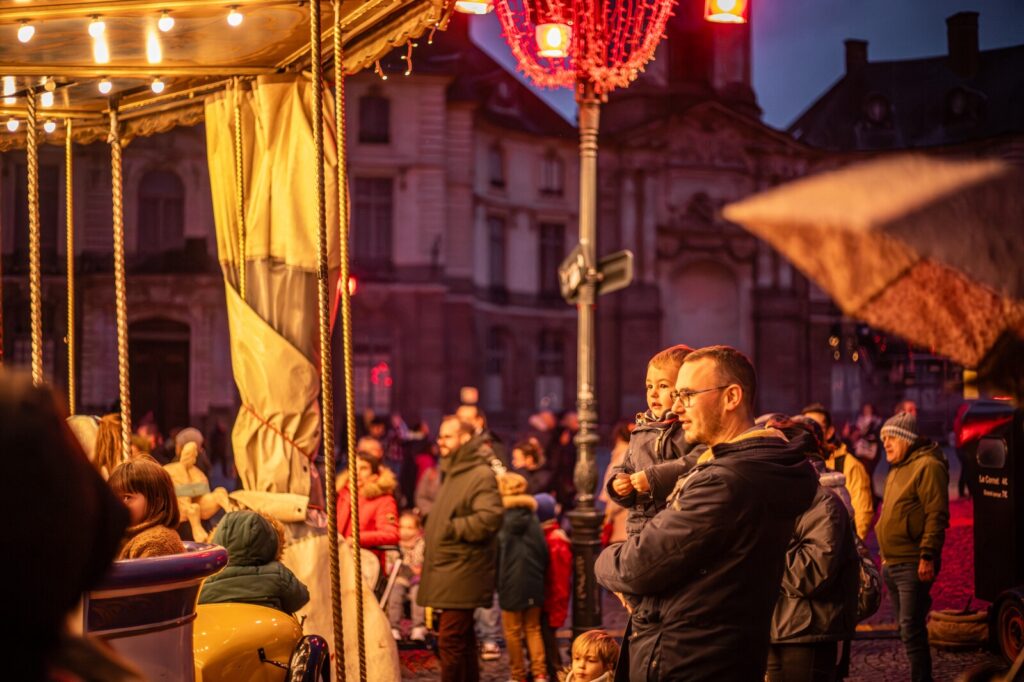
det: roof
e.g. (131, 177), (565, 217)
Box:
(789, 44), (1024, 151)
(377, 13), (576, 139)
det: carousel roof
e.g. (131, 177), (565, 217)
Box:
(0, 0), (447, 148)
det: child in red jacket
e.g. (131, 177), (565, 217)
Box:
(336, 453), (400, 585)
(535, 493), (571, 679)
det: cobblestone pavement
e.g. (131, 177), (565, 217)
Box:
(401, 497), (1006, 680)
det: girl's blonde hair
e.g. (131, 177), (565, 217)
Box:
(93, 413), (122, 478)
(571, 630), (620, 672)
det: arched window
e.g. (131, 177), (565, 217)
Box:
(359, 92), (390, 144)
(137, 169), (184, 255)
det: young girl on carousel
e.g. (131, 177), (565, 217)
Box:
(108, 458), (185, 559)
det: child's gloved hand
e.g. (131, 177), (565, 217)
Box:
(629, 471), (651, 493)
(611, 472), (634, 496)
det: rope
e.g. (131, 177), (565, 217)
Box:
(65, 119), (76, 414)
(26, 91), (43, 386)
(109, 106), (132, 461)
(335, 5), (366, 679)
(334, 7), (366, 679)
(233, 79), (247, 302)
(311, 4), (346, 680)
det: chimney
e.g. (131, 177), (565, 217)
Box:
(947, 11), (979, 78)
(844, 39), (868, 75)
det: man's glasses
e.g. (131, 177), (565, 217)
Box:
(670, 385), (731, 408)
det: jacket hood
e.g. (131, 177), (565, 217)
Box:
(502, 493), (537, 511)
(710, 430), (818, 518)
(335, 465), (397, 499)
(212, 511), (279, 566)
(896, 439), (948, 470)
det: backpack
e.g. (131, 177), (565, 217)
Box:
(853, 533), (882, 621)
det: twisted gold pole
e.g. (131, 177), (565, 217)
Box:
(109, 106), (132, 461)
(26, 92), (43, 386)
(233, 80), (247, 302)
(65, 119), (76, 414)
(335, 4), (366, 679)
(311, 4), (347, 680)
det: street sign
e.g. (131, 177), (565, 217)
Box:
(558, 246), (634, 302)
(558, 244), (586, 302)
(596, 249), (634, 296)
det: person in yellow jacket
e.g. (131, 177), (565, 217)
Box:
(802, 403), (874, 539)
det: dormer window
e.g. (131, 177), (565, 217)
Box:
(862, 93), (892, 128)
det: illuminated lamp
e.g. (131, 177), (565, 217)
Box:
(89, 16), (106, 38)
(151, 77), (165, 94)
(6, 117), (19, 132)
(43, 119), (56, 134)
(98, 78), (113, 94)
(705, 0), (748, 24)
(158, 11), (175, 32)
(454, 0), (494, 14)
(18, 22), (35, 43)
(227, 7), (243, 27)
(535, 22), (571, 59)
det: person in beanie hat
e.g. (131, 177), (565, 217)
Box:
(876, 411), (949, 682)
(535, 493), (571, 679)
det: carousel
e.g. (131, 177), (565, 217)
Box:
(0, 1), (449, 680)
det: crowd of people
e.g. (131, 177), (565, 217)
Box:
(6, 332), (955, 682)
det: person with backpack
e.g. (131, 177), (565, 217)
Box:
(766, 418), (861, 681)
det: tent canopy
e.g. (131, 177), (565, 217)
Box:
(0, 0), (445, 148)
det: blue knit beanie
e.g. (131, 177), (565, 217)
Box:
(881, 412), (918, 443)
(534, 493), (557, 523)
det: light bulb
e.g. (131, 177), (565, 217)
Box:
(88, 17), (105, 39)
(227, 7), (243, 27)
(43, 120), (56, 134)
(41, 90), (54, 107)
(3, 75), (15, 105)
(146, 30), (162, 64)
(93, 35), (110, 64)
(17, 22), (34, 43)
(158, 11), (174, 32)
(151, 78), (165, 94)
(454, 0), (494, 13)
(98, 78), (113, 95)
(7, 118), (19, 133)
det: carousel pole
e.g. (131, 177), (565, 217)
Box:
(333, 3), (367, 678)
(26, 90), (43, 386)
(233, 79), (247, 303)
(310, 3), (349, 680)
(65, 119), (76, 414)
(109, 104), (132, 461)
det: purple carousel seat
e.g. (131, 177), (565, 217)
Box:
(84, 541), (228, 682)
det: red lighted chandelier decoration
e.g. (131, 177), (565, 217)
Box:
(461, 0), (747, 94)
(491, 0), (677, 95)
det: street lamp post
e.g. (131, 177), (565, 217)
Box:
(487, 0), (675, 636)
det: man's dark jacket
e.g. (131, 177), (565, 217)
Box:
(596, 429), (818, 681)
(417, 435), (504, 610)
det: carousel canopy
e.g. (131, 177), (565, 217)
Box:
(0, 0), (446, 148)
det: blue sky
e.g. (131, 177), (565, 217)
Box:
(471, 1), (1024, 129)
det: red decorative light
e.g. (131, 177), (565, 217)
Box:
(705, 0), (748, 24)
(494, 0), (675, 95)
(347, 275), (358, 296)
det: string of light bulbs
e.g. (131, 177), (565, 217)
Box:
(3, 5), (250, 130)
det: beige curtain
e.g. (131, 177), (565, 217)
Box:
(205, 74), (340, 497)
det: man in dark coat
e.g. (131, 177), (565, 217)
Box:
(596, 345), (818, 681)
(418, 416), (504, 682)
